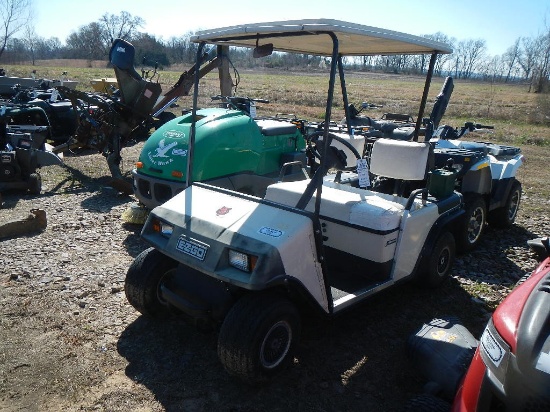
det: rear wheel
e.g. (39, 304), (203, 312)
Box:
(456, 194), (486, 252)
(218, 293), (300, 384)
(125, 247), (178, 317)
(418, 232), (455, 288)
(488, 180), (522, 228)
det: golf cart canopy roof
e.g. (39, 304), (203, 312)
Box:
(191, 19), (453, 56)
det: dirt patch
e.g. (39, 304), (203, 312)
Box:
(0, 140), (547, 411)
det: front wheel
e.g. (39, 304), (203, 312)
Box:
(218, 293), (300, 385)
(417, 232), (456, 288)
(488, 180), (522, 228)
(125, 247), (178, 317)
(456, 194), (486, 252)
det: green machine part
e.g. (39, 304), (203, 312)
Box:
(137, 108), (305, 183)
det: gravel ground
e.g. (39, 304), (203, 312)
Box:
(0, 141), (547, 412)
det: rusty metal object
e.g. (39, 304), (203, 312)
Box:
(0, 209), (47, 240)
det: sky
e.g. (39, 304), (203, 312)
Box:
(31, 0), (550, 56)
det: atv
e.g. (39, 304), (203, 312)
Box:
(407, 236), (550, 411)
(431, 121), (523, 251)
(125, 19), (466, 384)
(0, 109), (63, 194)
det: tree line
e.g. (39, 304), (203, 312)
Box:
(1, 2), (549, 92)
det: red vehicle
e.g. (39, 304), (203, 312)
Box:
(408, 236), (550, 411)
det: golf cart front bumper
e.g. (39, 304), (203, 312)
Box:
(141, 183), (329, 313)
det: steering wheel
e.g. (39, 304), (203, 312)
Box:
(308, 130), (362, 171)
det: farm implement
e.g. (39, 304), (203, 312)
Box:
(53, 38), (228, 194)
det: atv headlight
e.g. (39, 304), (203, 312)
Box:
(452, 163), (463, 173)
(229, 249), (257, 272)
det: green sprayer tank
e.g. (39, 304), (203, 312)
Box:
(132, 107), (307, 209)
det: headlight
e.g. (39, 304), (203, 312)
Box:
(229, 249), (257, 272)
(152, 218), (173, 237)
(479, 320), (510, 392)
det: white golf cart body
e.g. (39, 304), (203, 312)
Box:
(130, 19), (464, 383)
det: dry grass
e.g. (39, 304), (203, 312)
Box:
(4, 62), (549, 135)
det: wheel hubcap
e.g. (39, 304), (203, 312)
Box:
(467, 207), (484, 243)
(260, 321), (292, 369)
(437, 248), (451, 276)
(508, 190), (520, 220)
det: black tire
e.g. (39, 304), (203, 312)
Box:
(418, 232), (455, 288)
(125, 247), (178, 317)
(218, 293), (300, 384)
(403, 394), (451, 412)
(488, 180), (522, 228)
(456, 194), (486, 252)
(28, 173), (41, 195)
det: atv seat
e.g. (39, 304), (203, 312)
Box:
(109, 38), (162, 117)
(256, 119), (297, 136)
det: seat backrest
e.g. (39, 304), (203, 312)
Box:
(369, 138), (430, 181)
(109, 38), (141, 80)
(108, 38), (162, 117)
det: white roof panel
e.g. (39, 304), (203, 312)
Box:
(191, 19), (452, 56)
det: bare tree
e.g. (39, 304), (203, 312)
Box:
(0, 0), (32, 59)
(166, 33), (196, 65)
(454, 39), (487, 78)
(22, 24), (38, 65)
(66, 22), (105, 61)
(517, 37), (538, 81)
(99, 11), (145, 52)
(422, 32), (455, 75)
(503, 38), (521, 82)
(532, 29), (550, 92)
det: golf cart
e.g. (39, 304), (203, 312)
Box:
(126, 19), (465, 384)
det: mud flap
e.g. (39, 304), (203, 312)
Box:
(407, 317), (478, 400)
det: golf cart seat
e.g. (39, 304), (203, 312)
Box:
(265, 137), (434, 265)
(368, 138), (431, 196)
(109, 38), (162, 117)
(265, 178), (405, 263)
(370, 138), (430, 181)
